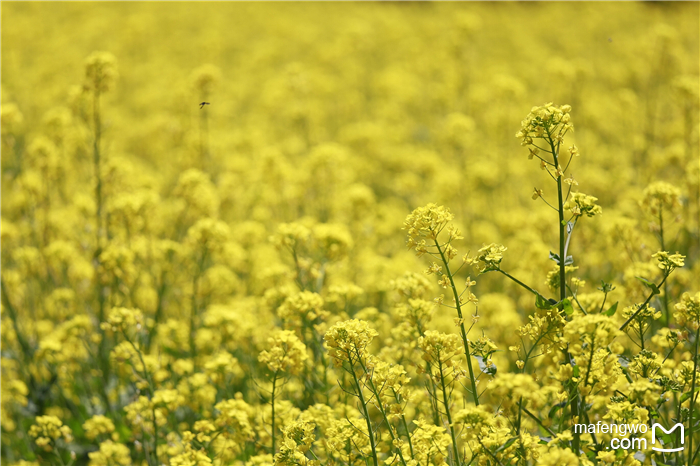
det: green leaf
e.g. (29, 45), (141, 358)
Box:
(559, 298), (574, 315)
(117, 423), (131, 442)
(680, 387), (700, 405)
(495, 437), (518, 453)
(546, 249), (574, 275)
(549, 251), (560, 265)
(603, 302), (618, 317)
(548, 402), (565, 419)
(635, 276), (660, 295)
(635, 276), (654, 286)
(585, 450), (598, 462)
(535, 294), (552, 309)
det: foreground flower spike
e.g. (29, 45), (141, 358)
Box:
(403, 203), (482, 410)
(404, 203), (456, 248)
(28, 415), (73, 453)
(515, 103), (588, 454)
(259, 330), (309, 375)
(516, 102), (573, 149)
(564, 192), (602, 218)
(324, 319), (378, 366)
(468, 243), (507, 273)
(84, 51), (118, 93)
(259, 330), (309, 455)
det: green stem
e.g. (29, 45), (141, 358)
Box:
(123, 333), (157, 466)
(93, 87), (102, 243)
(437, 358), (461, 466)
(0, 277), (34, 363)
(390, 388), (414, 456)
(146, 273), (167, 353)
(688, 325), (700, 466)
(53, 449), (66, 466)
(476, 437), (504, 466)
(427, 361), (442, 426)
(521, 330), (550, 372)
(692, 442), (700, 466)
(497, 270), (546, 301)
(347, 349), (378, 466)
(433, 239), (479, 406)
(583, 341), (595, 389)
(659, 207), (666, 251)
(659, 208), (671, 324)
(271, 370), (278, 455)
(549, 133), (580, 455)
(356, 357), (408, 466)
(549, 139), (566, 305)
(619, 274), (669, 331)
(290, 246), (306, 291)
(521, 406), (555, 437)
(92, 85), (111, 391)
(399, 411), (414, 458)
(415, 324), (442, 426)
(190, 249), (207, 368)
(566, 285), (588, 315)
(578, 341), (597, 447)
(190, 274), (198, 362)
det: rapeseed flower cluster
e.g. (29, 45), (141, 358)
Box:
(28, 416), (73, 452)
(258, 330), (309, 375)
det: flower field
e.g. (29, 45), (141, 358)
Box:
(1, 2), (699, 466)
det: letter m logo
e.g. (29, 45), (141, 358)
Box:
(651, 423), (684, 453)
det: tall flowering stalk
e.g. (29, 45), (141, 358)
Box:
(100, 307), (160, 466)
(258, 330), (309, 455)
(28, 415), (74, 465)
(403, 204), (480, 406)
(419, 331), (465, 466)
(642, 181), (683, 323)
(85, 51), (117, 246)
(324, 320), (384, 466)
(516, 103), (577, 306)
(673, 292), (699, 466)
(515, 103), (593, 454)
(84, 51), (118, 398)
(185, 218), (229, 366)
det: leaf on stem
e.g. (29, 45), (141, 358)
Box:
(603, 302), (618, 317)
(549, 251), (573, 266)
(559, 298), (574, 316)
(635, 276), (660, 295)
(535, 294), (553, 310)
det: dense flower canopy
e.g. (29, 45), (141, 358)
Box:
(1, 2), (698, 466)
